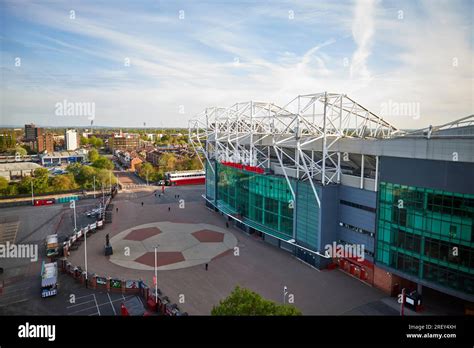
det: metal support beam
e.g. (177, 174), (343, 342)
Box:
(375, 155), (379, 192)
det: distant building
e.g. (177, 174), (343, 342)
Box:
(108, 133), (140, 151)
(0, 162), (41, 181)
(146, 150), (161, 166)
(65, 129), (79, 151)
(36, 133), (54, 153)
(40, 149), (88, 167)
(24, 123), (42, 142)
(115, 150), (143, 172)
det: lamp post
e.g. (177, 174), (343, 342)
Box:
(93, 175), (96, 198)
(84, 224), (88, 286)
(154, 245), (160, 303)
(30, 179), (34, 206)
(283, 286), (288, 304)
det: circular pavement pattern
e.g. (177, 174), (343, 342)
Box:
(109, 222), (238, 270)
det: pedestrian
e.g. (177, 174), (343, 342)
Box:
(226, 222), (229, 228)
(141, 202), (144, 206)
(168, 206), (170, 212)
(159, 194), (161, 198)
(205, 263), (208, 271)
(116, 207), (118, 213)
(177, 194), (180, 198)
(154, 193), (156, 197)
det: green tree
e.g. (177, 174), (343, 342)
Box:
(51, 174), (77, 191)
(76, 165), (97, 187)
(6, 183), (18, 196)
(88, 148), (99, 162)
(18, 176), (33, 194)
(137, 162), (155, 182)
(159, 153), (177, 171)
(33, 168), (50, 193)
(93, 137), (104, 148)
(0, 177), (8, 194)
(80, 136), (89, 146)
(211, 286), (301, 316)
(94, 168), (117, 188)
(92, 156), (114, 170)
(14, 146), (27, 156)
(66, 163), (82, 178)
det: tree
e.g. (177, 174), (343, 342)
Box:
(88, 148), (99, 162)
(14, 146), (27, 156)
(80, 136), (89, 146)
(0, 177), (8, 194)
(51, 174), (77, 191)
(211, 286), (301, 316)
(66, 163), (82, 178)
(18, 176), (33, 194)
(159, 153), (177, 171)
(137, 162), (155, 182)
(93, 137), (104, 148)
(94, 168), (117, 188)
(92, 156), (114, 170)
(6, 183), (18, 196)
(33, 168), (49, 193)
(76, 165), (96, 186)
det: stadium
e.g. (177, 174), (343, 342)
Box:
(189, 92), (474, 303)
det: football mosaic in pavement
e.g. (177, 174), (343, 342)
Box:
(109, 222), (238, 270)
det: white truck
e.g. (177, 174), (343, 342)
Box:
(45, 234), (59, 258)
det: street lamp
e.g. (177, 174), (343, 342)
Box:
(30, 179), (34, 206)
(283, 286), (288, 304)
(93, 175), (96, 199)
(154, 245), (160, 303)
(84, 223), (88, 287)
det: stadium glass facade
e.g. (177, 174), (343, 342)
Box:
(215, 162), (295, 241)
(206, 160), (326, 265)
(376, 181), (474, 296)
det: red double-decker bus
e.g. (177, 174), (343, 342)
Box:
(165, 170), (205, 186)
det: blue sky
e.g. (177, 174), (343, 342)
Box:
(1, 0), (472, 128)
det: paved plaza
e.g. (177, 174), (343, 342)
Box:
(0, 184), (464, 316)
(67, 185), (390, 315)
(109, 221), (237, 270)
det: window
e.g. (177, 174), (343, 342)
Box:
(340, 200), (376, 213)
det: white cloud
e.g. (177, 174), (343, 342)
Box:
(350, 0), (377, 80)
(1, 0), (472, 129)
